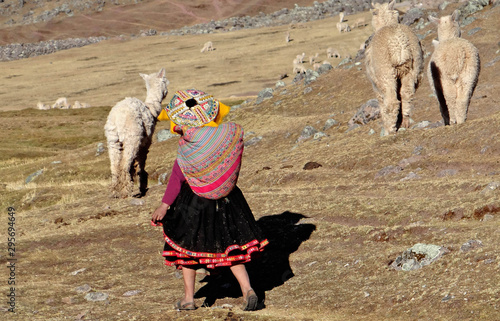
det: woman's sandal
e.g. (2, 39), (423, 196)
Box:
(242, 289), (258, 311)
(175, 300), (197, 311)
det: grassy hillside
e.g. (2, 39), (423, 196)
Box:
(1, 2), (500, 321)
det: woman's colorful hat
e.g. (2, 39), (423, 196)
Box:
(165, 89), (219, 127)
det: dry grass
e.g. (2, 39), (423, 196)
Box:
(2, 2), (500, 321)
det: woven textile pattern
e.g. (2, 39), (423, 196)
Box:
(177, 122), (244, 199)
(166, 89), (219, 127)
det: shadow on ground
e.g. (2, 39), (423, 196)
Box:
(195, 211), (316, 309)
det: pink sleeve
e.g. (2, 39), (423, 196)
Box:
(162, 159), (186, 205)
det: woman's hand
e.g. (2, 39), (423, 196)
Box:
(151, 202), (170, 222)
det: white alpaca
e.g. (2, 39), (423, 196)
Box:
(364, 0), (423, 135)
(72, 101), (91, 109)
(200, 41), (215, 53)
(354, 17), (366, 28)
(52, 97), (70, 109)
(309, 52), (319, 65)
(296, 52), (306, 63)
(427, 11), (480, 125)
(327, 47), (340, 58)
(104, 68), (169, 198)
(339, 12), (345, 23)
(37, 102), (50, 110)
(293, 63), (306, 74)
(285, 31), (291, 43)
(336, 22), (351, 33)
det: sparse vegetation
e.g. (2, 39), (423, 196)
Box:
(2, 1), (500, 320)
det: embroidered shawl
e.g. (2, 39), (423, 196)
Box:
(177, 122), (244, 200)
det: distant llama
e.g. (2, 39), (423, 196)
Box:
(364, 0), (423, 135)
(428, 11), (480, 125)
(201, 41), (215, 53)
(336, 22), (351, 33)
(52, 97), (70, 109)
(104, 68), (169, 198)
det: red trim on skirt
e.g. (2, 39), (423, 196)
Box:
(161, 231), (268, 269)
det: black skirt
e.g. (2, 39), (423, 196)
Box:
(158, 183), (268, 269)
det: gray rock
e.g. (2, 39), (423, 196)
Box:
(158, 173), (169, 185)
(51, 160), (62, 164)
(25, 169), (44, 184)
(460, 240), (483, 252)
(297, 125), (318, 142)
(304, 69), (319, 85)
(439, 1), (450, 10)
(84, 292), (109, 302)
(129, 199), (145, 206)
(244, 136), (263, 147)
(412, 120), (431, 129)
(255, 88), (274, 104)
(123, 290), (142, 297)
(348, 99), (380, 128)
(313, 132), (327, 140)
(468, 27), (481, 36)
(400, 171), (420, 181)
(461, 16), (477, 27)
(70, 268), (86, 276)
(480, 182), (500, 195)
(401, 8), (424, 26)
(323, 118), (338, 131)
(318, 63), (333, 74)
(368, 128), (375, 135)
(275, 80), (286, 88)
(437, 169), (458, 177)
(157, 129), (177, 142)
(375, 165), (403, 178)
(303, 87), (313, 94)
(75, 284), (91, 294)
(95, 142), (106, 156)
(391, 243), (449, 271)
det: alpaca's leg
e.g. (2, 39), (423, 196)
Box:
(400, 75), (417, 129)
(381, 81), (399, 136)
(119, 141), (140, 198)
(107, 139), (123, 198)
(429, 61), (449, 125)
(442, 80), (457, 124)
(454, 81), (472, 124)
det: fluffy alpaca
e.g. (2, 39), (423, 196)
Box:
(364, 0), (423, 135)
(428, 11), (480, 125)
(104, 68), (169, 198)
(200, 41), (215, 53)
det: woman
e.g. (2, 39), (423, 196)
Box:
(151, 89), (268, 311)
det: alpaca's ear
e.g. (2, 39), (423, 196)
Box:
(451, 10), (459, 22)
(140, 73), (148, 81)
(432, 39), (440, 47)
(388, 0), (396, 10)
(428, 15), (439, 24)
(157, 68), (166, 78)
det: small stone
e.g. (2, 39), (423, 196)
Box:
(482, 214), (494, 222)
(364, 292), (370, 297)
(460, 240), (483, 253)
(25, 169), (44, 184)
(95, 142), (106, 156)
(275, 80), (286, 88)
(244, 136), (263, 147)
(437, 169), (458, 177)
(303, 162), (322, 170)
(70, 268), (86, 276)
(129, 199), (145, 206)
(85, 292), (109, 302)
(157, 129), (176, 142)
(323, 119), (338, 131)
(307, 261), (318, 267)
(368, 128), (375, 135)
(441, 294), (454, 302)
(51, 161), (62, 164)
(123, 290), (142, 297)
(75, 284), (92, 293)
(313, 132), (327, 140)
(303, 87), (313, 94)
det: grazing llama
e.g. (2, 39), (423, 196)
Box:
(364, 0), (423, 135)
(201, 41), (215, 53)
(428, 11), (480, 125)
(104, 68), (169, 198)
